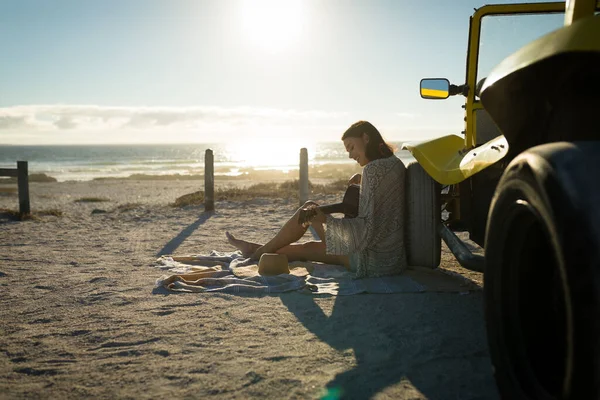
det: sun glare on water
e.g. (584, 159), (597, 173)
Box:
(238, 0), (306, 52)
(228, 138), (316, 171)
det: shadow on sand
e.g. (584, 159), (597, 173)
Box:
(280, 292), (498, 399)
(156, 211), (213, 257)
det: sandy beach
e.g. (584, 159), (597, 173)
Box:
(0, 176), (497, 399)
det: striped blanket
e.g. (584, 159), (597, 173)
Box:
(154, 251), (475, 296)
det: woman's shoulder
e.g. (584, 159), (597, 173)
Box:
(364, 155), (401, 172)
(362, 156), (403, 187)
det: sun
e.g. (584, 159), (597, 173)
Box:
(238, 0), (306, 52)
(228, 138), (317, 170)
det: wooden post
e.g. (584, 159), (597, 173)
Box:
(17, 161), (30, 216)
(299, 148), (309, 205)
(204, 149), (214, 212)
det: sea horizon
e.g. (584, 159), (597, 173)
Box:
(0, 141), (406, 182)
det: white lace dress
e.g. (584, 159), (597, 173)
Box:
(325, 155), (407, 278)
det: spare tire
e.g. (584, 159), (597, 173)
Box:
(484, 142), (600, 400)
(397, 150), (441, 268)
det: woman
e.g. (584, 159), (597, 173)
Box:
(226, 120), (407, 278)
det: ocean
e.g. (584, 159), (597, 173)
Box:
(0, 142), (400, 182)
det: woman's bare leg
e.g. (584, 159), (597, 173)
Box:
(251, 203), (314, 259)
(226, 202), (318, 258)
(226, 202), (349, 267)
(226, 233), (348, 267)
(226, 231), (261, 257)
(277, 241), (350, 268)
(311, 220), (326, 241)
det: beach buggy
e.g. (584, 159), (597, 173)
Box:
(400, 0), (600, 398)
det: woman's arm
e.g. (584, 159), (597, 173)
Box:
(325, 165), (376, 255)
(348, 173), (362, 185)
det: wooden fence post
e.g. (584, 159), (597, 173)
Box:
(299, 148), (309, 206)
(17, 161), (30, 216)
(204, 149), (214, 212)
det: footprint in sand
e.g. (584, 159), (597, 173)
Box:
(152, 310), (175, 316)
(14, 367), (59, 376)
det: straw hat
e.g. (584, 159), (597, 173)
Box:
(258, 253), (290, 276)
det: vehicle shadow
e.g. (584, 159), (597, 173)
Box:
(280, 291), (498, 399)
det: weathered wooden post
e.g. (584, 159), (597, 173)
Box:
(204, 149), (214, 212)
(299, 148), (309, 205)
(17, 161), (30, 216)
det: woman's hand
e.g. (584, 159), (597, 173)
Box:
(348, 173), (362, 186)
(311, 207), (326, 224)
(299, 206), (326, 227)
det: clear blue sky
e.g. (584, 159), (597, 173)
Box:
(0, 0), (565, 145)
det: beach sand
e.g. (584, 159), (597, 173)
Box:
(0, 177), (497, 399)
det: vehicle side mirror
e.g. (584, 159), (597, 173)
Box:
(420, 78), (450, 99)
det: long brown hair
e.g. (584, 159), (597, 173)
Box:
(341, 121), (395, 161)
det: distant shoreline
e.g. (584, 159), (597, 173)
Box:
(0, 162), (363, 184)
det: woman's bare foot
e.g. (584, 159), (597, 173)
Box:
(250, 246), (268, 261)
(226, 232), (261, 258)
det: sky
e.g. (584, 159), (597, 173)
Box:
(0, 0), (566, 145)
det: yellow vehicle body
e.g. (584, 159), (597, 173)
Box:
(402, 134), (508, 185)
(415, 3), (599, 397)
(409, 0), (599, 185)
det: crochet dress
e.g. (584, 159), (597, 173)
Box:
(325, 155), (407, 278)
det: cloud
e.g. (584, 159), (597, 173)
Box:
(0, 105), (454, 144)
(0, 115), (30, 129)
(0, 104), (348, 132)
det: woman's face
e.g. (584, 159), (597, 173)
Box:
(343, 133), (369, 167)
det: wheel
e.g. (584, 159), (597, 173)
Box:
(484, 142), (600, 399)
(397, 150), (441, 268)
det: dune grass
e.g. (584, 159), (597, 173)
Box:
(0, 173), (57, 184)
(93, 174), (205, 181)
(74, 197), (111, 203)
(114, 202), (143, 212)
(172, 179), (348, 207)
(37, 209), (64, 217)
(0, 187), (18, 196)
(0, 208), (63, 221)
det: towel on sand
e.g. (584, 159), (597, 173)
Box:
(154, 251), (477, 296)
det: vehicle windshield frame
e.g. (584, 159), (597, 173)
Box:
(463, 2), (566, 147)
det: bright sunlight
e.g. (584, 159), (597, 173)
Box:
(228, 138), (317, 170)
(238, 0), (306, 52)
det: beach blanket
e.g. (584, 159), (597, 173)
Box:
(154, 251), (477, 296)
